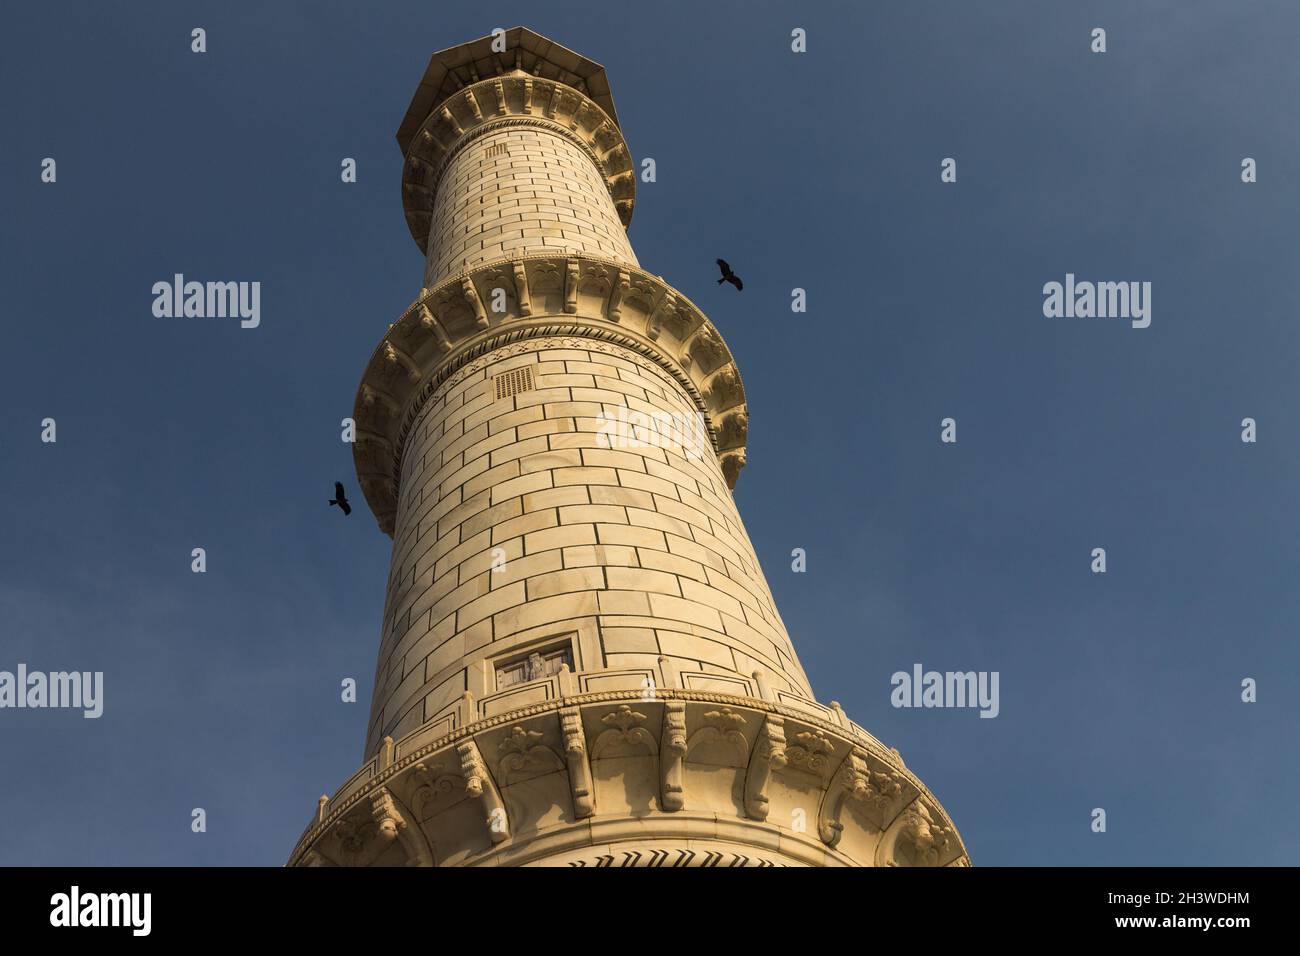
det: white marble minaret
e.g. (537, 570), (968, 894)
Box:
(289, 27), (967, 868)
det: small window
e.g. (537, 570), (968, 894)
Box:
(495, 642), (573, 689)
(494, 366), (535, 400)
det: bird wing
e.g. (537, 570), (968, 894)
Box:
(341, 500), (352, 516)
(730, 275), (743, 291)
(335, 482), (345, 496)
(717, 258), (730, 274)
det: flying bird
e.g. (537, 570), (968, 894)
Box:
(716, 259), (743, 291)
(329, 481), (352, 516)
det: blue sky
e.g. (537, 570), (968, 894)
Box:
(2, 0), (1297, 865)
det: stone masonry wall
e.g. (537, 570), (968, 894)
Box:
(423, 124), (638, 288)
(364, 336), (812, 755)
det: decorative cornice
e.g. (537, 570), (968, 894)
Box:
(286, 688), (969, 869)
(351, 254), (750, 535)
(560, 847), (788, 868)
(401, 77), (635, 253)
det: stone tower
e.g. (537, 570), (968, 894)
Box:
(288, 27), (968, 868)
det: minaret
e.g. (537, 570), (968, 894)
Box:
(289, 27), (968, 868)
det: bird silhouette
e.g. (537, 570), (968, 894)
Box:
(716, 259), (743, 291)
(329, 481), (352, 516)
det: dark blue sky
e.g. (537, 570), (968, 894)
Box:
(2, 0), (1297, 865)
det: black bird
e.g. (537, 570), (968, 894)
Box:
(329, 481), (352, 516)
(716, 258), (743, 291)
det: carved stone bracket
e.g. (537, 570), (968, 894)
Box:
(359, 383), (400, 418)
(461, 278), (488, 329)
(743, 715), (787, 821)
(875, 799), (959, 868)
(418, 303), (453, 352)
(457, 739), (509, 844)
(564, 260), (580, 314)
(464, 88), (483, 121)
(647, 292), (676, 341)
(512, 261), (532, 317)
(560, 706), (595, 818)
(818, 749), (870, 847)
(440, 105), (463, 136)
(607, 268), (628, 322)
(370, 787), (435, 866)
(382, 342), (422, 384)
(660, 701), (687, 811)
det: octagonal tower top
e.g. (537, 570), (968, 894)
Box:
(395, 27), (636, 255)
(396, 26), (622, 155)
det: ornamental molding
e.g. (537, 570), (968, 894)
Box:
(561, 846), (788, 868)
(352, 254), (751, 535)
(287, 688), (969, 869)
(401, 76), (635, 253)
(685, 706), (750, 766)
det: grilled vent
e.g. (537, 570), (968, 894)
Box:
(494, 366), (535, 400)
(495, 642), (574, 690)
